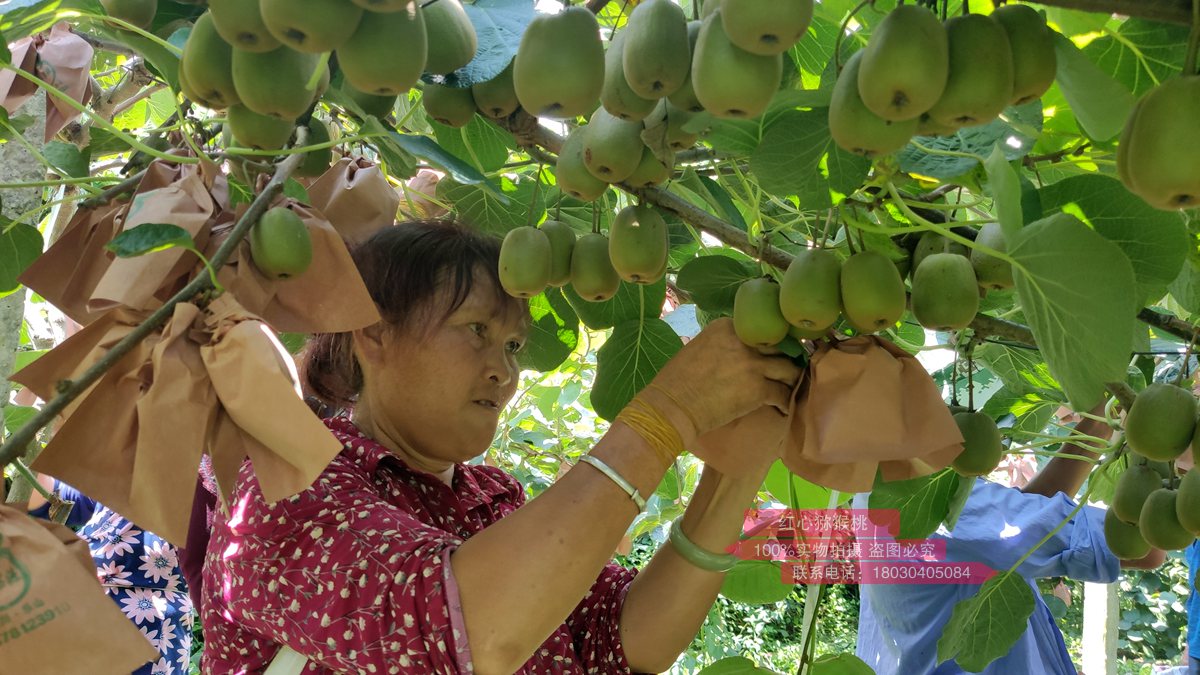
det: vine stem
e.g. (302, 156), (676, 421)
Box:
(8, 68), (198, 165)
(885, 180), (1024, 273)
(0, 176), (123, 190)
(0, 127), (311, 473)
(835, 0), (873, 73)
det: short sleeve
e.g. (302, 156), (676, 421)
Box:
(564, 562), (638, 673)
(206, 459), (473, 674)
(942, 479), (1120, 583)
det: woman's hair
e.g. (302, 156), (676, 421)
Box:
(299, 219), (521, 413)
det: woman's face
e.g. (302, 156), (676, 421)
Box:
(355, 273), (528, 467)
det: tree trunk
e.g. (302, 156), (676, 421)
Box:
(1, 93), (47, 505)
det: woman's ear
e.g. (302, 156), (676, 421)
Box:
(351, 322), (389, 366)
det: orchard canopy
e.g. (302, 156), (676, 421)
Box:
(1, 0), (1200, 672)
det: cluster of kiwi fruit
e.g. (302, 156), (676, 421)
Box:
(830, 3), (1057, 157)
(908, 224), (1013, 331)
(498, 204), (669, 302)
(1117, 75), (1200, 211)
(731, 248), (907, 349)
(168, 0), (478, 154)
(1104, 382), (1200, 558)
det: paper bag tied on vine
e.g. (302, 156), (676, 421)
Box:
(18, 158), (225, 326)
(780, 336), (964, 493)
(0, 22), (95, 139)
(11, 295), (345, 546)
(0, 507), (158, 674)
(306, 157), (399, 245)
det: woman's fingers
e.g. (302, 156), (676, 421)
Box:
(760, 354), (803, 388)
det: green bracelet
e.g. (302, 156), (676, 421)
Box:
(668, 518), (740, 573)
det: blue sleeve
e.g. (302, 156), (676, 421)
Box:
(941, 479), (1120, 583)
(1186, 541), (1200, 655)
(25, 480), (99, 529)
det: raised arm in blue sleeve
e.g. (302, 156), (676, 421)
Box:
(26, 479), (100, 529)
(942, 479), (1120, 583)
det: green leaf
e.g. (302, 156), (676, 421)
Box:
(1039, 174), (1188, 305)
(0, 109), (35, 144)
(0, 28), (10, 65)
(0, 222), (43, 295)
(868, 469), (961, 540)
(937, 571), (1037, 671)
(750, 109), (869, 206)
(763, 462), (831, 510)
(12, 349), (45, 372)
(518, 288), (579, 372)
(675, 255), (757, 315)
(283, 178), (310, 205)
(984, 147), (1023, 242)
(390, 130), (495, 188)
(1169, 253), (1200, 316)
(432, 116), (515, 174)
(278, 332), (308, 355)
(43, 141), (91, 178)
(811, 653), (874, 675)
(437, 175), (539, 237)
(1052, 33), (1134, 142)
(943, 473), (976, 533)
(591, 316), (682, 421)
(701, 90), (815, 156)
(563, 277), (666, 331)
(1082, 19), (1188, 98)
(697, 656), (776, 675)
(980, 388), (1060, 436)
(719, 560), (792, 605)
(105, 223), (195, 258)
(1010, 213), (1138, 410)
(3, 404), (39, 437)
(92, 23), (183, 91)
(899, 101), (1042, 180)
(421, 0), (535, 88)
(973, 343), (1060, 397)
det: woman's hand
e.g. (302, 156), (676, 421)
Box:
(641, 317), (803, 449)
(693, 405), (791, 479)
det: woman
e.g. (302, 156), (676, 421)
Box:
(202, 219), (801, 674)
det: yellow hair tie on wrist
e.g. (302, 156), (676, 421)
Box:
(616, 396), (683, 468)
(646, 382), (701, 439)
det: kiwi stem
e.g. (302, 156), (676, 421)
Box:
(1186, 0), (1200, 75)
(528, 163), (545, 227)
(967, 350), (975, 411)
(835, 0), (874, 74)
(1013, 449), (1102, 464)
(886, 181), (1025, 272)
(1174, 332), (1198, 386)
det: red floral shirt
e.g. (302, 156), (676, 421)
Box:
(202, 416), (641, 674)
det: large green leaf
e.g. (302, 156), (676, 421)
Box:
(422, 0), (534, 88)
(937, 572), (1037, 672)
(1169, 251), (1200, 316)
(591, 316), (682, 421)
(1010, 213), (1137, 410)
(973, 343), (1060, 397)
(811, 653), (874, 675)
(763, 462), (831, 511)
(719, 560), (792, 605)
(1053, 33), (1134, 142)
(675, 255), (757, 315)
(868, 469), (961, 540)
(517, 288), (579, 373)
(438, 175), (542, 236)
(43, 140), (90, 178)
(750, 109), (869, 206)
(984, 146), (1023, 242)
(105, 223), (194, 258)
(0, 222), (43, 296)
(1039, 174), (1188, 304)
(1082, 19), (1188, 98)
(563, 277), (666, 330)
(431, 115), (515, 174)
(899, 101), (1042, 180)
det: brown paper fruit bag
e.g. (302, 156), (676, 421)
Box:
(306, 157), (399, 245)
(781, 336), (964, 493)
(0, 507), (158, 674)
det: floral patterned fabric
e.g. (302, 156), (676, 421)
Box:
(32, 482), (194, 675)
(202, 415), (641, 674)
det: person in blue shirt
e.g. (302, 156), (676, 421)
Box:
(856, 413), (1166, 675)
(26, 475), (194, 675)
(1187, 538), (1199, 675)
